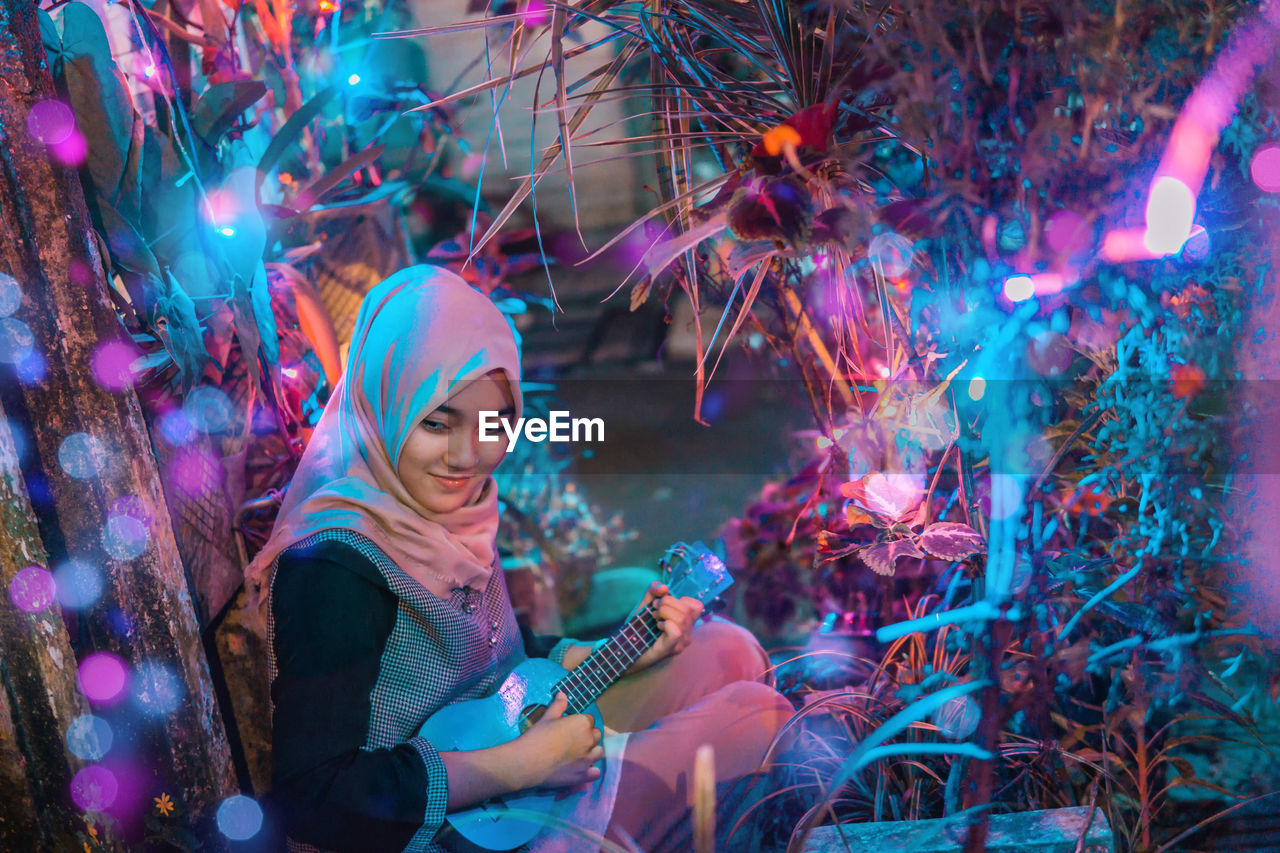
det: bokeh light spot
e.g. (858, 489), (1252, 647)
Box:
(967, 376), (986, 401)
(1250, 144), (1280, 192)
(171, 447), (220, 497)
(931, 694), (980, 740)
(58, 432), (110, 479)
(133, 662), (183, 717)
(102, 510), (149, 560)
(66, 714), (113, 761)
(78, 653), (128, 704)
(53, 558), (103, 610)
(1003, 275), (1035, 302)
(68, 258), (94, 287)
(9, 566), (56, 612)
(71, 765), (118, 812)
(989, 474), (1024, 521)
(158, 409), (197, 446)
(184, 386), (234, 433)
(1143, 176), (1195, 256)
(91, 340), (141, 392)
(0, 272), (22, 317)
(110, 495), (151, 528)
(1044, 210), (1090, 255)
(217, 794), (264, 841)
(26, 99), (75, 145)
(50, 129), (89, 168)
(868, 231), (915, 278)
(1026, 331), (1073, 377)
(0, 317), (35, 363)
(15, 347), (47, 385)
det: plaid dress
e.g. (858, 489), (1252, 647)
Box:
(268, 528), (579, 852)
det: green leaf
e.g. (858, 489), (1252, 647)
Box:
(191, 81), (268, 145)
(156, 271), (210, 391)
(115, 114), (147, 225)
(256, 86), (336, 190)
(293, 145), (384, 211)
(97, 203), (161, 280)
(250, 263), (279, 367)
(59, 2), (134, 200)
(38, 9), (61, 67)
(229, 277), (263, 399)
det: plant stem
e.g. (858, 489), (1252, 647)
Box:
(963, 617), (1012, 853)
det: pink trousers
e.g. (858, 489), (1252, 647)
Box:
(594, 618), (793, 852)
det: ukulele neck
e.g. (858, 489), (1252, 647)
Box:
(553, 605), (661, 714)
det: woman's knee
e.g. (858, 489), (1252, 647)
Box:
(687, 618), (772, 685)
(720, 680), (792, 724)
(706, 681), (795, 768)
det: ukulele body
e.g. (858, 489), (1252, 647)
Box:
(417, 657), (606, 852)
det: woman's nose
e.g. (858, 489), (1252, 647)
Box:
(446, 428), (480, 470)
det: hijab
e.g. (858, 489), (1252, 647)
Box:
(244, 265), (522, 606)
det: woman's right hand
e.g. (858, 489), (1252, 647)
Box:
(515, 692), (603, 789)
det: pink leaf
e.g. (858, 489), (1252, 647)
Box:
(860, 538), (924, 577)
(856, 472), (924, 520)
(918, 522), (986, 561)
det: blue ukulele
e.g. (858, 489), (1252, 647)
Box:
(417, 542), (734, 852)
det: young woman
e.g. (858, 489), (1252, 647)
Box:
(245, 266), (793, 853)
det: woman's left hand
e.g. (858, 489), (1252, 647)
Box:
(625, 581), (704, 675)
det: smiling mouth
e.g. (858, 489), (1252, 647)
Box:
(431, 473), (473, 490)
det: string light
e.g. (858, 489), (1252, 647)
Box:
(1003, 275), (1035, 302)
(1143, 176), (1196, 256)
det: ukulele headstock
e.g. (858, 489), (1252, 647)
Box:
(659, 541), (734, 605)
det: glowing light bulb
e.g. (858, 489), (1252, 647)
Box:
(1143, 176), (1195, 256)
(144, 63), (157, 78)
(347, 73), (360, 86)
(968, 376), (986, 401)
(1003, 275), (1035, 302)
(217, 226), (236, 238)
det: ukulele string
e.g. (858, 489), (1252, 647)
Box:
(528, 602), (666, 721)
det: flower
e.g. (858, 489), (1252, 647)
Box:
(760, 124), (801, 157)
(753, 103), (838, 159)
(154, 792), (174, 816)
(1170, 363), (1206, 399)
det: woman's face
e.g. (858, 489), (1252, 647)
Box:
(396, 369), (516, 513)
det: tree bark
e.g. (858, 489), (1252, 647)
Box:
(0, 0), (236, 841)
(0, 406), (87, 851)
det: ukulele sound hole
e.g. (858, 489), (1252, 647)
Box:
(518, 703), (547, 733)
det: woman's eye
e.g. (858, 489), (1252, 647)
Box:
(421, 419), (449, 432)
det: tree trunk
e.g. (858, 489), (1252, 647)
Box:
(0, 407), (87, 851)
(0, 0), (237, 841)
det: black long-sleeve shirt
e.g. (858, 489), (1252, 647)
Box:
(268, 532), (573, 852)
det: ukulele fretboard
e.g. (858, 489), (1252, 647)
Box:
(554, 605), (662, 714)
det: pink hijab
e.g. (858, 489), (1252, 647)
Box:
(244, 265), (522, 606)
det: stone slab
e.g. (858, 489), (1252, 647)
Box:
(801, 806), (1113, 852)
